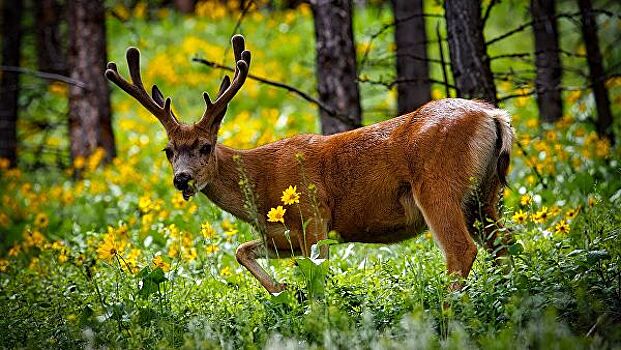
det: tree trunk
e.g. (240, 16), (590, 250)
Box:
(444, 0), (497, 105)
(391, 0), (431, 115)
(310, 0), (362, 135)
(174, 0), (195, 14)
(68, 0), (116, 163)
(35, 0), (67, 75)
(0, 0), (23, 167)
(531, 0), (562, 123)
(578, 0), (614, 143)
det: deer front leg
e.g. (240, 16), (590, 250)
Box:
(236, 239), (295, 294)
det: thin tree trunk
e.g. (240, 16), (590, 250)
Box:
(68, 0), (116, 163)
(35, 0), (67, 75)
(391, 0), (431, 115)
(174, 0), (195, 14)
(444, 0), (497, 105)
(0, 0), (23, 167)
(578, 0), (614, 143)
(531, 0), (562, 123)
(310, 0), (362, 135)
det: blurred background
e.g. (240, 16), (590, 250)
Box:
(1, 0), (619, 170)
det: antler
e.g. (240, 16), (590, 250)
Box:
(105, 48), (179, 132)
(197, 34), (251, 129)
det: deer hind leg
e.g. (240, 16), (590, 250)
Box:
(236, 239), (298, 294)
(414, 187), (478, 290)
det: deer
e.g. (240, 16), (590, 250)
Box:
(105, 35), (514, 294)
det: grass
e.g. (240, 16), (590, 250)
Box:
(1, 2), (621, 349)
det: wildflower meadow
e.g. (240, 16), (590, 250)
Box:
(1, 1), (620, 349)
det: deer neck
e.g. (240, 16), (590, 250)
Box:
(200, 144), (260, 222)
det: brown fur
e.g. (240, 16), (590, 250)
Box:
(107, 39), (514, 294)
(162, 99), (514, 293)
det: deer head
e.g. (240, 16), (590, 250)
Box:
(105, 35), (251, 200)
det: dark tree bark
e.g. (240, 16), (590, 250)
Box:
(35, 0), (67, 75)
(0, 0), (23, 167)
(68, 0), (116, 163)
(310, 0), (362, 135)
(391, 0), (431, 115)
(531, 0), (562, 123)
(174, 0), (196, 14)
(444, 0), (497, 105)
(578, 0), (614, 143)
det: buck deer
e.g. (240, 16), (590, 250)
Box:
(105, 35), (514, 294)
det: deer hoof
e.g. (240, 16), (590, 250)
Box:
(270, 283), (288, 295)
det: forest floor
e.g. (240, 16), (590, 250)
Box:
(1, 2), (621, 349)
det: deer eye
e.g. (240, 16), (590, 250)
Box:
(199, 143), (212, 156)
(163, 147), (173, 160)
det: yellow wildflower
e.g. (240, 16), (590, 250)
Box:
(34, 213), (49, 228)
(124, 249), (141, 272)
(221, 219), (235, 232)
(168, 224), (181, 239)
(549, 206), (561, 217)
(281, 185), (300, 205)
(141, 213), (154, 229)
(267, 206), (286, 224)
(75, 254), (85, 266)
(0, 259), (8, 272)
(220, 266), (232, 277)
(0, 158), (10, 170)
(23, 230), (46, 248)
(206, 244), (219, 254)
(172, 194), (186, 209)
(565, 207), (580, 220)
(138, 195), (153, 213)
(183, 247), (198, 262)
(152, 255), (170, 272)
(168, 244), (180, 258)
(51, 241), (65, 250)
(595, 139), (610, 158)
(201, 222), (216, 239)
(0, 212), (9, 227)
(73, 156), (85, 170)
(555, 220), (570, 235)
(532, 207), (549, 224)
(96, 232), (126, 261)
(58, 251), (69, 264)
(29, 257), (39, 270)
(520, 194), (532, 206)
(8, 244), (21, 257)
(512, 210), (528, 224)
(588, 196), (597, 208)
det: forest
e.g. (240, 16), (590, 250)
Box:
(0, 0), (620, 348)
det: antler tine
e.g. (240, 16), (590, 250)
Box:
(197, 35), (251, 128)
(126, 48), (145, 89)
(231, 34), (245, 62)
(152, 85), (179, 123)
(104, 47), (178, 132)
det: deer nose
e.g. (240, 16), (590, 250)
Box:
(173, 172), (193, 191)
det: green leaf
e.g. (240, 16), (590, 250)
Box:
(138, 267), (167, 298)
(508, 243), (524, 255)
(586, 250), (610, 264)
(138, 307), (158, 326)
(296, 257), (328, 300)
(79, 305), (94, 327)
